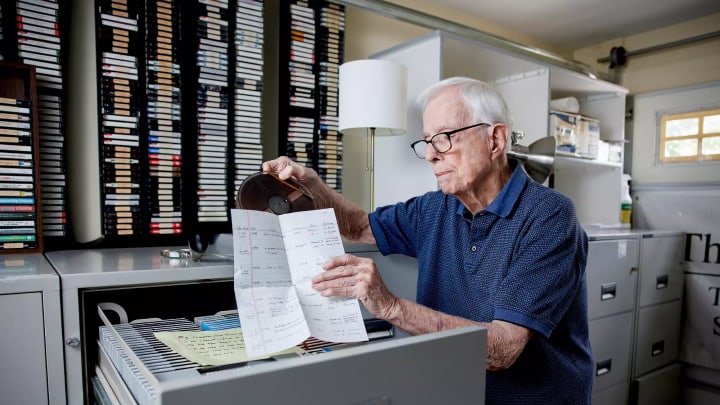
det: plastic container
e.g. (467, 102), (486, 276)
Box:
(620, 174), (632, 228)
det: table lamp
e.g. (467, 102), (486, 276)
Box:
(338, 59), (408, 210)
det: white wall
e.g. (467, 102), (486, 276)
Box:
(573, 13), (720, 186)
(631, 82), (720, 185)
(574, 13), (720, 95)
(340, 2), (564, 210)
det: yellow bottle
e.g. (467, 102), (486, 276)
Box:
(620, 174), (632, 228)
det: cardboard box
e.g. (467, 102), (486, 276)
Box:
(608, 142), (623, 163)
(549, 110), (579, 153)
(577, 115), (600, 159)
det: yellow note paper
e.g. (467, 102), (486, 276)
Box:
(154, 328), (304, 366)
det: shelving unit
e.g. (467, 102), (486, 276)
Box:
(0, 61), (43, 253)
(66, 0), (266, 249)
(0, 0), (70, 246)
(371, 30), (629, 225)
(271, 0), (346, 191)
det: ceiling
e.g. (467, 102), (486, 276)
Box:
(424, 0), (720, 50)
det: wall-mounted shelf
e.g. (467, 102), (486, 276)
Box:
(555, 155), (623, 171)
(372, 30), (629, 226)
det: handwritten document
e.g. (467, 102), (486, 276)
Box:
(153, 328), (304, 366)
(232, 208), (368, 358)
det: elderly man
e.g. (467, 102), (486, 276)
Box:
(263, 77), (592, 404)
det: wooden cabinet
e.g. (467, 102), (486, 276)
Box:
(370, 30), (628, 226)
(0, 62), (43, 253)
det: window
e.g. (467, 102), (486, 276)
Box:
(659, 108), (720, 163)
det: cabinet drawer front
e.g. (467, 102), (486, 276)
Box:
(639, 235), (684, 307)
(632, 363), (682, 405)
(634, 300), (682, 376)
(589, 312), (634, 392)
(586, 239), (639, 320)
(0, 293), (49, 405)
(592, 383), (629, 405)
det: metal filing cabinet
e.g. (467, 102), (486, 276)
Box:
(0, 254), (66, 405)
(585, 229), (640, 405)
(634, 300), (683, 376)
(47, 243), (422, 405)
(631, 232), (685, 405)
(586, 234), (639, 320)
(633, 363), (683, 405)
(589, 311), (635, 392)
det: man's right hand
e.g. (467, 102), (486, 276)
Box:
(263, 156), (375, 244)
(262, 156), (320, 188)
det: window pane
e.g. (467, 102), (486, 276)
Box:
(704, 115), (720, 133)
(665, 139), (697, 157)
(702, 136), (720, 155)
(666, 118), (698, 137)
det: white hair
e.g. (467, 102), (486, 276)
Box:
(416, 77), (513, 129)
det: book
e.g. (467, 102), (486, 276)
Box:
(231, 207), (368, 357)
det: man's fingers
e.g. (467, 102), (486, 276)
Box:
(323, 253), (358, 270)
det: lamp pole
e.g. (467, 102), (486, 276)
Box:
(367, 127), (376, 211)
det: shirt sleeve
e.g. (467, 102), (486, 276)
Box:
(493, 194), (588, 338)
(368, 195), (425, 257)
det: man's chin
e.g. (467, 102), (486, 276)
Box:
(438, 183), (454, 195)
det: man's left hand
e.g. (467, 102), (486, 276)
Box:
(312, 253), (399, 320)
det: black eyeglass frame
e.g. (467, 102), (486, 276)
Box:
(410, 122), (491, 159)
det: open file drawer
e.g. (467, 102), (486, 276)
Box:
(93, 304), (488, 405)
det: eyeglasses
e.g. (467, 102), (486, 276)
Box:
(410, 122), (490, 159)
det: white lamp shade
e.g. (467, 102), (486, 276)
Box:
(338, 59), (408, 136)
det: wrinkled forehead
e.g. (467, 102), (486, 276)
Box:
(424, 89), (471, 126)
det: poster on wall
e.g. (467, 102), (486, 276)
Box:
(634, 186), (720, 371)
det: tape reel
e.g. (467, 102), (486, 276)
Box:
(236, 172), (315, 214)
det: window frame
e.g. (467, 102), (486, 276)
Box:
(659, 107), (720, 163)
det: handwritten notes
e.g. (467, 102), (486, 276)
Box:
(232, 208), (368, 358)
(153, 328), (304, 366)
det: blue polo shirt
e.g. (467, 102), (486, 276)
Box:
(368, 163), (592, 404)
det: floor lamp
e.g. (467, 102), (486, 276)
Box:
(338, 59), (407, 210)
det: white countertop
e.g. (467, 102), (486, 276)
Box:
(0, 253), (59, 294)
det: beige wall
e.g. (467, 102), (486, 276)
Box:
(340, 1), (565, 209)
(344, 0), (569, 61)
(574, 13), (720, 185)
(340, 5), (720, 205)
(573, 13), (720, 95)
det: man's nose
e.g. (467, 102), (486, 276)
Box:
(424, 142), (438, 161)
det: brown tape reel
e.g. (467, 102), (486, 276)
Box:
(236, 172), (315, 214)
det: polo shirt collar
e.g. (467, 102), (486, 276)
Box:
(455, 160), (528, 218)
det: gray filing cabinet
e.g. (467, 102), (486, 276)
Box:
(585, 230), (640, 405)
(0, 254), (66, 405)
(584, 228), (685, 405)
(46, 242), (422, 405)
(632, 232), (685, 405)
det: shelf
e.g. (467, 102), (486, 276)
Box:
(554, 155), (623, 171)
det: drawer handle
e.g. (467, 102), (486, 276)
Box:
(596, 359), (612, 376)
(601, 283), (616, 301)
(656, 275), (668, 289)
(651, 340), (665, 357)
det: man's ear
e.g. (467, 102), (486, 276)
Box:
(490, 124), (509, 159)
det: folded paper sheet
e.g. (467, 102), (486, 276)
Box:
(231, 208), (368, 358)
